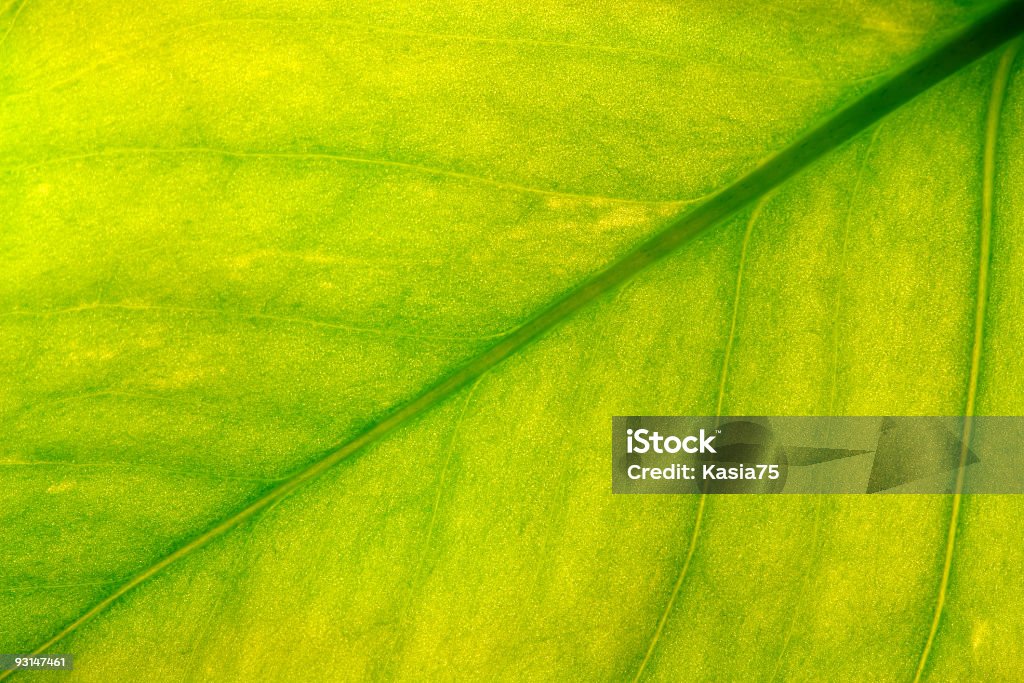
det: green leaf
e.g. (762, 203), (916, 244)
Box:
(2, 0), (1023, 680)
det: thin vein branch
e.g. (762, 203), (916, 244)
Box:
(0, 147), (698, 206)
(633, 195), (768, 682)
(912, 38), (1019, 683)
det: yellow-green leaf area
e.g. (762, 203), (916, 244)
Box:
(2, 0), (1023, 681)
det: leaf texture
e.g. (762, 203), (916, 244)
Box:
(2, 0), (1024, 680)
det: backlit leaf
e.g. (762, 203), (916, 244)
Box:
(2, 0), (1023, 680)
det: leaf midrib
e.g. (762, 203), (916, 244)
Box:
(9, 0), (1024, 671)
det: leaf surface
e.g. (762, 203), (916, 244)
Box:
(2, 0), (1024, 680)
